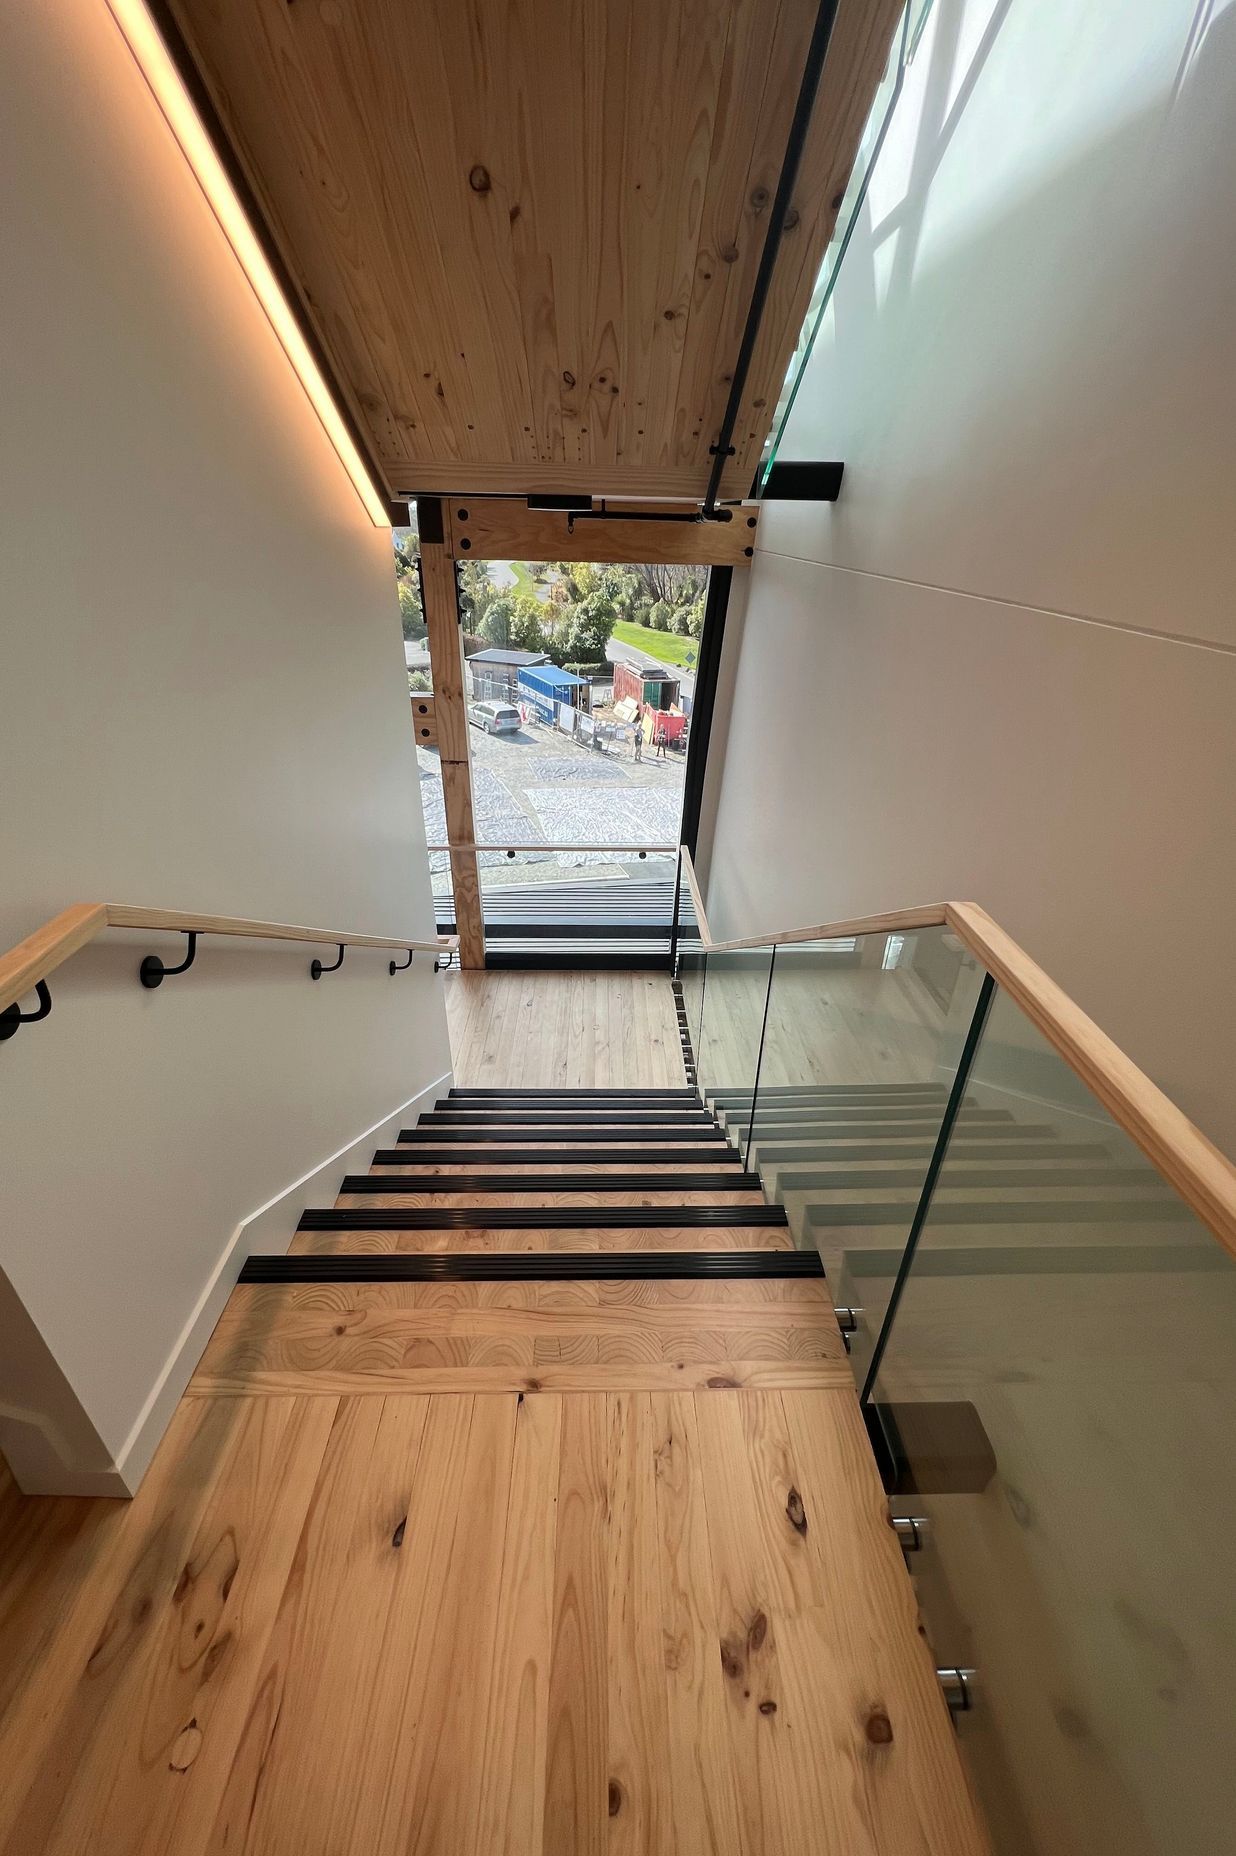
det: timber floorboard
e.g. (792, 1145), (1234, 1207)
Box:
(445, 970), (686, 1089)
(0, 1388), (988, 1856)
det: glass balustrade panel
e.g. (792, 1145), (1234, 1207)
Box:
(746, 926), (987, 1384)
(694, 945), (775, 1143)
(866, 987), (1236, 1856)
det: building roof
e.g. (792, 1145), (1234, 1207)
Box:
(466, 646), (550, 667)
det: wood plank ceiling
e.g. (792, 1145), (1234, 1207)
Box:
(165, 0), (902, 505)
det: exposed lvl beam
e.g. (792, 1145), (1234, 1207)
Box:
(419, 509), (484, 968)
(446, 500), (760, 567)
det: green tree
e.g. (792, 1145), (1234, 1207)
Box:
(540, 560), (624, 663)
(479, 592), (517, 648)
(391, 527), (426, 641)
(564, 589), (616, 663)
(392, 526), (418, 576)
(397, 574), (425, 642)
(509, 597), (547, 656)
(629, 562), (705, 609)
(647, 600), (671, 632)
(456, 559), (497, 629)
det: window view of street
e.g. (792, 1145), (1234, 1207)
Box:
(394, 519), (707, 924)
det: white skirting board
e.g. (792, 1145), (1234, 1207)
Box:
(102, 1067), (453, 1496)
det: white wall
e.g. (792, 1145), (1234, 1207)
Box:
(0, 2), (451, 1491)
(702, 0), (1236, 1156)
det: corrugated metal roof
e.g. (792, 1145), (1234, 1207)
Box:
(467, 647), (550, 666)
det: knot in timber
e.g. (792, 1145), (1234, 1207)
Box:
(468, 164), (492, 194)
(169, 1720), (204, 1772)
(865, 1709), (894, 1746)
(786, 1486), (808, 1535)
(720, 1636), (746, 1682)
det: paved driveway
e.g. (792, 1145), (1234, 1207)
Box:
(417, 706), (685, 890)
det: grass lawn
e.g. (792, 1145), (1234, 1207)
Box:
(610, 619), (700, 671)
(508, 561), (541, 597)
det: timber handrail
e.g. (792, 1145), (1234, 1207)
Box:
(677, 848), (1236, 1256)
(0, 904), (457, 1016)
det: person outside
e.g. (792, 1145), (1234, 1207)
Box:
(632, 702), (643, 762)
(654, 715), (668, 759)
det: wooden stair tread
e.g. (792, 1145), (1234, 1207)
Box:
(188, 1359), (852, 1396)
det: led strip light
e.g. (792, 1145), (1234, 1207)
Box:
(105, 0), (390, 527)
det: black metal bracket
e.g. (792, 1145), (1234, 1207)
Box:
(563, 502), (717, 530)
(139, 932), (198, 990)
(435, 947), (456, 972)
(415, 495), (444, 544)
(389, 948), (414, 974)
(760, 460), (845, 501)
(0, 980), (52, 1042)
(310, 944), (345, 981)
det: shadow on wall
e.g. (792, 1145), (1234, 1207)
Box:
(808, 1), (1236, 644)
(876, 0), (1017, 319)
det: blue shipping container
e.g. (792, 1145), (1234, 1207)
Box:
(516, 664), (589, 721)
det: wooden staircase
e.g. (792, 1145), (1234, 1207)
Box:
(181, 1085), (988, 1849)
(0, 1080), (989, 1853)
(225, 1086), (839, 1365)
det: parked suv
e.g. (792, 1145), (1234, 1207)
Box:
(468, 699), (521, 735)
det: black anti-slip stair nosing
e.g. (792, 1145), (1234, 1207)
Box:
(299, 1204), (789, 1231)
(373, 1146), (742, 1166)
(442, 1094), (703, 1104)
(421, 1111), (715, 1125)
(398, 1127), (730, 1144)
(241, 1250), (826, 1283)
(448, 1088), (698, 1099)
(342, 1171), (763, 1193)
(443, 1091), (697, 1106)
